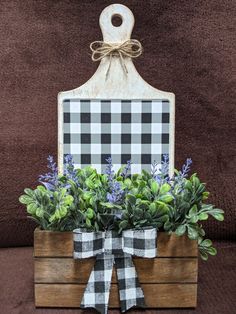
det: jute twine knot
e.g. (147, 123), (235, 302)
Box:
(90, 39), (143, 79)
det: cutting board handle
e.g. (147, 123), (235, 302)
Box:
(99, 4), (134, 42)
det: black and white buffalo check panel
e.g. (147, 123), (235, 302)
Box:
(63, 99), (170, 174)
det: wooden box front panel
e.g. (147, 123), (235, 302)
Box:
(34, 229), (198, 308)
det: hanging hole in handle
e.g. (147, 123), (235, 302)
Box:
(111, 14), (123, 27)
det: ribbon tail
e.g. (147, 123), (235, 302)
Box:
(81, 253), (114, 314)
(115, 254), (146, 312)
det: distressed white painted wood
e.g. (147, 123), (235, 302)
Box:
(58, 3), (175, 174)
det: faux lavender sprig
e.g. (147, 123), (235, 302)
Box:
(105, 156), (125, 204)
(161, 154), (170, 179)
(174, 158), (192, 192)
(38, 154), (79, 191)
(105, 157), (115, 185)
(151, 154), (170, 184)
(179, 158), (192, 179)
(107, 181), (125, 204)
(174, 158), (192, 183)
(121, 160), (132, 178)
(64, 154), (80, 186)
(38, 155), (58, 190)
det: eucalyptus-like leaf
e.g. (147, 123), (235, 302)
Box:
(85, 218), (92, 228)
(188, 205), (198, 217)
(36, 207), (44, 218)
(149, 203), (157, 215)
(211, 213), (224, 221)
(86, 208), (94, 219)
(159, 194), (173, 203)
(59, 206), (67, 217)
(85, 178), (95, 189)
(159, 183), (171, 195)
(151, 180), (159, 195)
(83, 191), (93, 200)
(19, 195), (33, 205)
(197, 226), (206, 237)
(202, 191), (210, 200)
(198, 213), (209, 220)
(200, 251), (209, 261)
(187, 225), (199, 240)
(201, 239), (212, 247)
(24, 188), (34, 197)
(26, 203), (37, 214)
(37, 185), (47, 192)
(119, 220), (129, 230)
(124, 178), (132, 189)
(134, 207), (144, 218)
(164, 220), (172, 231)
(156, 214), (169, 223)
(190, 215), (199, 223)
(139, 219), (148, 225)
(175, 224), (186, 236)
(126, 194), (136, 206)
(185, 180), (192, 191)
(207, 247), (217, 255)
(192, 175), (200, 188)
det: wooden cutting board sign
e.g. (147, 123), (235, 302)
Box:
(58, 4), (175, 175)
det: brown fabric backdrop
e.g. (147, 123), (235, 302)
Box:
(0, 0), (235, 247)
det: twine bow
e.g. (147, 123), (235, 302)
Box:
(90, 39), (143, 79)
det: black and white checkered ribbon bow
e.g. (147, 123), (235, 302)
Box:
(73, 228), (157, 314)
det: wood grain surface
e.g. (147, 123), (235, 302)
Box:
(35, 257), (198, 284)
(35, 283), (197, 308)
(34, 229), (198, 257)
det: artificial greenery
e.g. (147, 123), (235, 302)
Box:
(19, 154), (224, 261)
(20, 186), (75, 230)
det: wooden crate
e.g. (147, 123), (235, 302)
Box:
(34, 228), (198, 308)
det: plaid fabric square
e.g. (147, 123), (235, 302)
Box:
(122, 228), (157, 258)
(63, 99), (170, 174)
(73, 229), (104, 258)
(104, 230), (123, 255)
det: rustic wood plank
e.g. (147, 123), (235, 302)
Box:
(34, 229), (73, 257)
(157, 232), (198, 257)
(34, 229), (198, 257)
(35, 257), (198, 284)
(35, 283), (197, 308)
